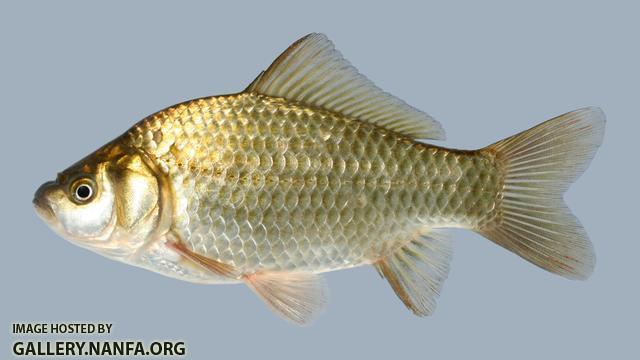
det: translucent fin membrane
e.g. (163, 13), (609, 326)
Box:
(244, 271), (328, 325)
(479, 107), (605, 280)
(374, 230), (452, 315)
(246, 33), (445, 140)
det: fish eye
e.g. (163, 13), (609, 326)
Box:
(70, 179), (95, 203)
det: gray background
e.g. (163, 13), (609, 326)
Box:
(1, 0), (637, 359)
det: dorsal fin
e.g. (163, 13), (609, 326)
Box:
(245, 33), (445, 140)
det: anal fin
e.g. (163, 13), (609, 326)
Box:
(243, 271), (328, 325)
(374, 229), (452, 316)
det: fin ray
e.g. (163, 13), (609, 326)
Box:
(243, 272), (327, 325)
(479, 107), (605, 279)
(246, 33), (445, 140)
(166, 240), (238, 278)
(374, 229), (452, 316)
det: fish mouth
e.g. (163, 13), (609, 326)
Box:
(33, 181), (56, 223)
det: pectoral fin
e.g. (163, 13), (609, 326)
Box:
(243, 271), (328, 325)
(166, 240), (238, 278)
(167, 238), (326, 324)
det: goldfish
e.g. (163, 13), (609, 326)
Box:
(33, 33), (605, 324)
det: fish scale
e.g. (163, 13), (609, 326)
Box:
(126, 93), (500, 273)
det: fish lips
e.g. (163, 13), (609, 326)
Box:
(33, 181), (76, 243)
(33, 181), (57, 224)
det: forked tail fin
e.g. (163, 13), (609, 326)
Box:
(478, 107), (605, 280)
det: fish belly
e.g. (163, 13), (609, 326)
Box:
(126, 93), (501, 275)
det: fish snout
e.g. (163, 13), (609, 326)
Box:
(33, 181), (57, 221)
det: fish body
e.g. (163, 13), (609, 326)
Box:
(126, 93), (497, 282)
(34, 34), (604, 324)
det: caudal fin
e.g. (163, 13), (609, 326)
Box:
(478, 107), (605, 280)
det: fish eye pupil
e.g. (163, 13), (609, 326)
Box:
(75, 184), (92, 200)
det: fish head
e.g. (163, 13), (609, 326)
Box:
(33, 143), (163, 261)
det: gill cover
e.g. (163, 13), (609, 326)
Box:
(35, 145), (163, 260)
(111, 154), (160, 231)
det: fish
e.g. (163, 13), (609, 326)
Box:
(33, 33), (605, 325)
